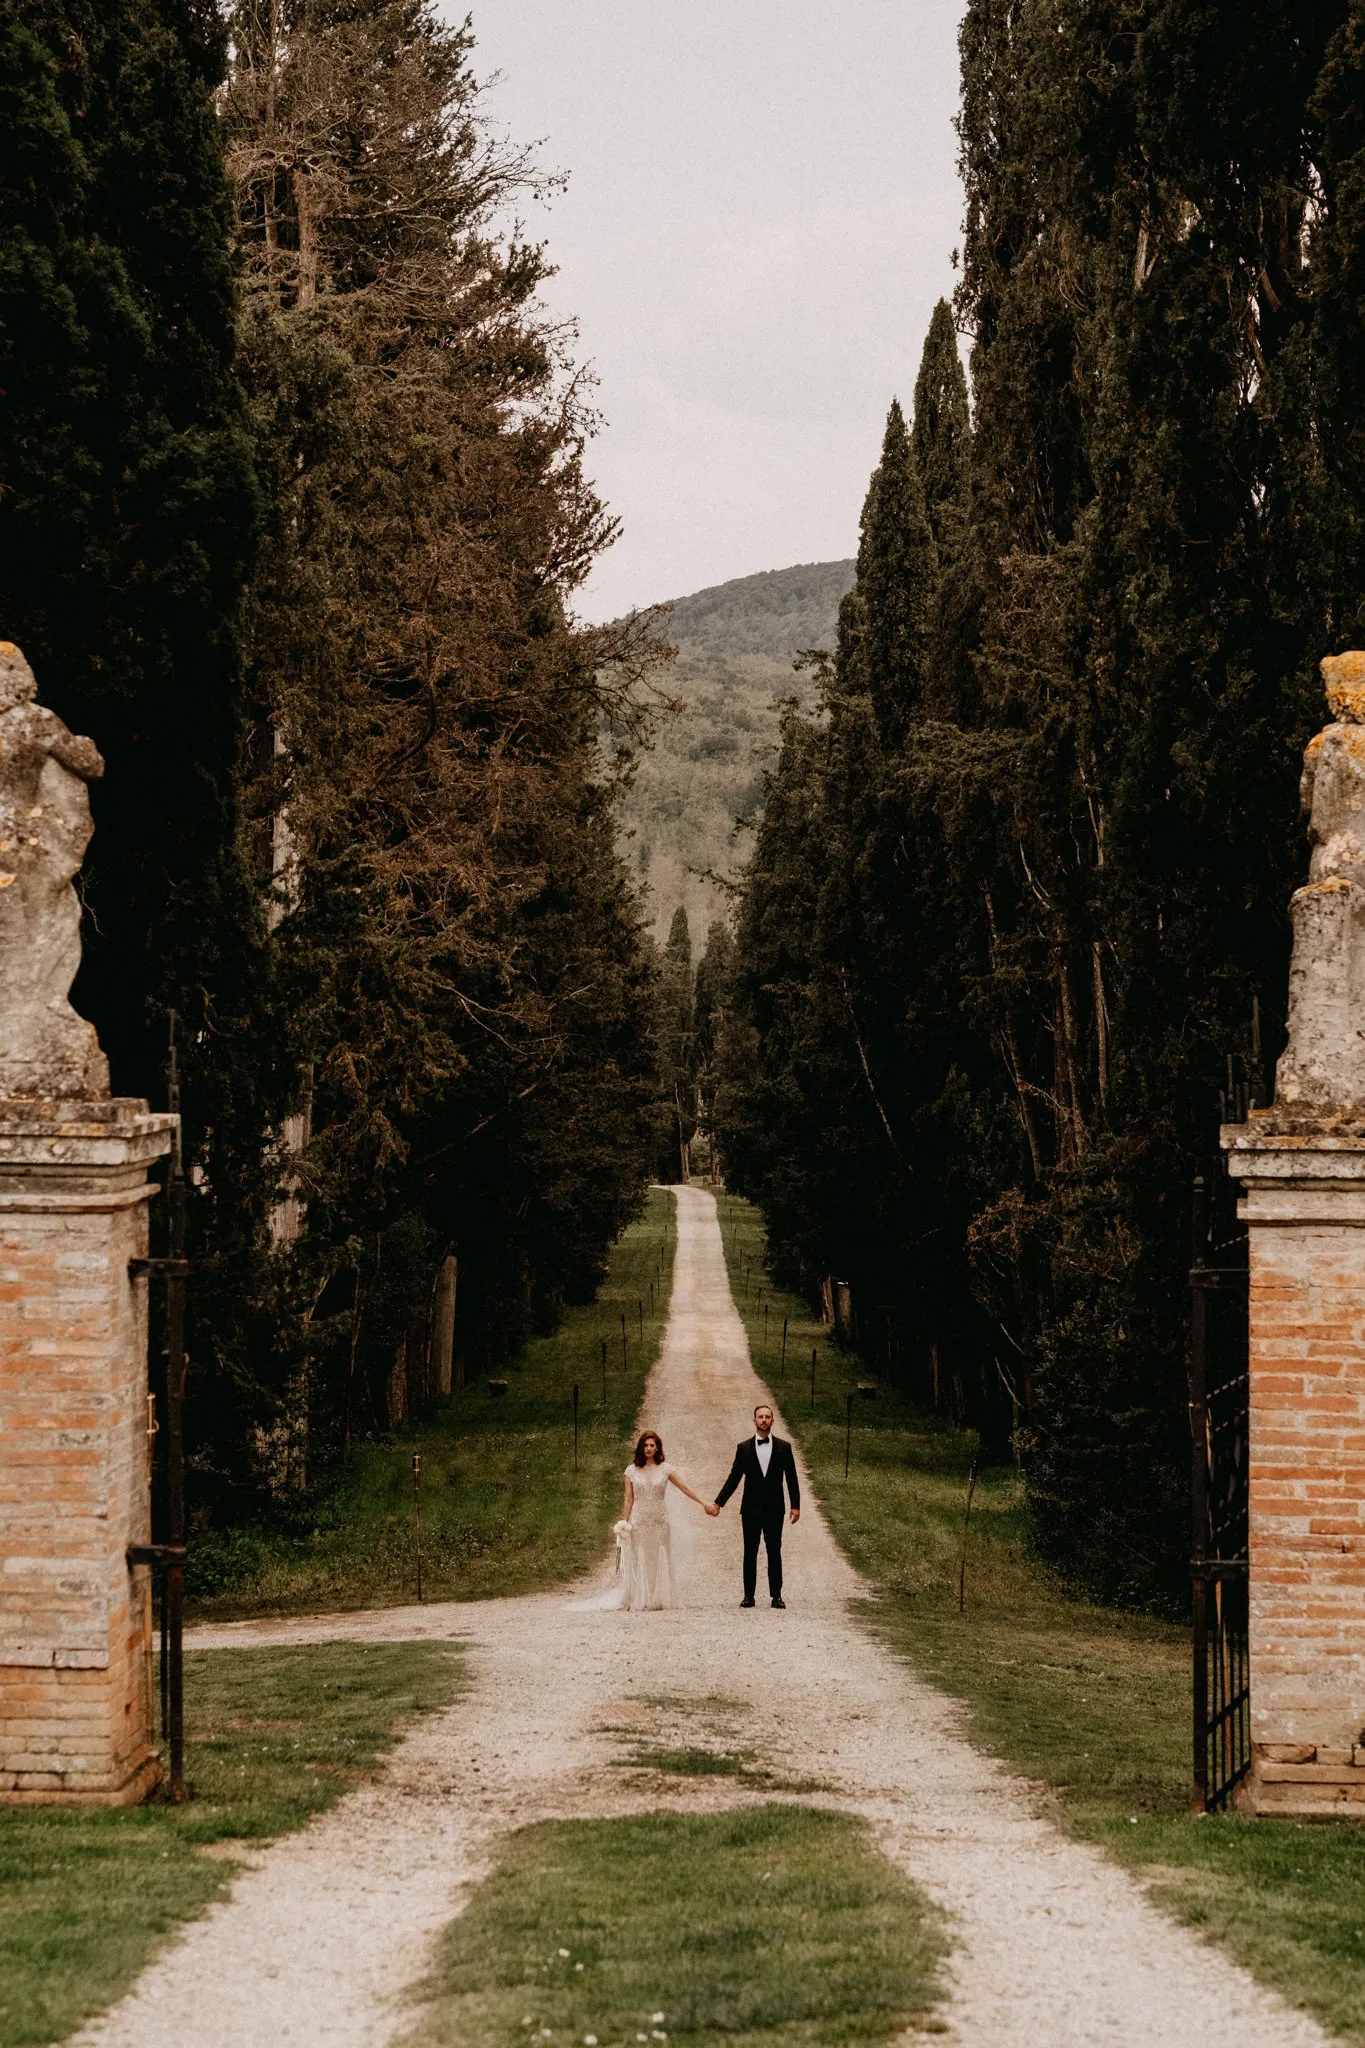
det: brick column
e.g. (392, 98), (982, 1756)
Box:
(1226, 1117), (1365, 1815)
(0, 1099), (174, 1805)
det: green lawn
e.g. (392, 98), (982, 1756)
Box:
(0, 1641), (462, 2048)
(406, 1806), (947, 2047)
(717, 1188), (1365, 2045)
(191, 1189), (677, 1617)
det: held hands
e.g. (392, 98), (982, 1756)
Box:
(704, 1503), (721, 1517)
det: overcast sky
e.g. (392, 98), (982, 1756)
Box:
(460, 2), (966, 621)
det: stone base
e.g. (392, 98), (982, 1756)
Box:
(1242, 1741), (1365, 1817)
(0, 1748), (162, 1809)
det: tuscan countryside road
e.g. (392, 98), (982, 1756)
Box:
(75, 1188), (1329, 2048)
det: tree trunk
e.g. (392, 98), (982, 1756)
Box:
(387, 1341), (408, 1427)
(433, 1253), (457, 1396)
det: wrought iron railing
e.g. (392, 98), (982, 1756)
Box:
(1190, 1150), (1250, 1811)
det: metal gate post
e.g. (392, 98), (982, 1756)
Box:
(1191, 1171), (1210, 1812)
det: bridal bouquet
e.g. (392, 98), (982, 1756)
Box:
(612, 1517), (634, 1574)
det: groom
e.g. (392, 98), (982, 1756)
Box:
(713, 1403), (801, 1608)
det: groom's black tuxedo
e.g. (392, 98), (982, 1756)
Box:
(715, 1436), (800, 1602)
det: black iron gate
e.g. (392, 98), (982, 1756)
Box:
(1190, 1148), (1250, 1811)
(125, 1016), (189, 1802)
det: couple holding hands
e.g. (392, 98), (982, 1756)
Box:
(615, 1402), (800, 1612)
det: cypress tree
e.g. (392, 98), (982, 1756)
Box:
(657, 907), (697, 1181)
(842, 399), (938, 746)
(0, 0), (261, 1106)
(729, 1), (1365, 1598)
(1304, 2), (1365, 637)
(187, 0), (661, 1497)
(693, 919), (735, 1174)
(911, 299), (971, 563)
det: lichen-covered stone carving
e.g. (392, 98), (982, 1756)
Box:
(0, 643), (109, 1098)
(1275, 650), (1365, 1115)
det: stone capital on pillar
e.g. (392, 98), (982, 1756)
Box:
(0, 1096), (175, 1804)
(1225, 1108), (1365, 1814)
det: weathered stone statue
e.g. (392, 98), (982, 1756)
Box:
(0, 641), (109, 1098)
(1274, 649), (1365, 1116)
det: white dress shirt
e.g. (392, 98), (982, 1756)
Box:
(753, 1433), (773, 1475)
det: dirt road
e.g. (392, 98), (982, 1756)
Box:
(74, 1186), (1331, 2048)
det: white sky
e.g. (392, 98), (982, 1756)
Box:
(461, 2), (967, 621)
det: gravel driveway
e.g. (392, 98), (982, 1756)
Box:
(73, 1185), (1333, 2048)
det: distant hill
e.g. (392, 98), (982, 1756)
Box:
(618, 561), (855, 944)
(662, 559), (855, 659)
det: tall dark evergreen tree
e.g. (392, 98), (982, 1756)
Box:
(839, 399), (938, 746)
(197, 0), (661, 1502)
(656, 907), (697, 1181)
(692, 919), (734, 1174)
(727, 0), (1365, 1602)
(911, 299), (971, 561)
(0, 0), (262, 1109)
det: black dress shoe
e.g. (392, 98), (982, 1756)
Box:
(771, 1596), (786, 1609)
(740, 1597), (755, 1608)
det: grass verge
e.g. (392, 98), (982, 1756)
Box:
(191, 1189), (677, 1617)
(0, 1640), (462, 2048)
(406, 1806), (947, 2046)
(717, 1187), (1365, 2045)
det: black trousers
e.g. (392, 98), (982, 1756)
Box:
(742, 1509), (785, 1600)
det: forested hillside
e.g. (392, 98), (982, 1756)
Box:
(620, 561), (853, 939)
(714, 6), (1365, 1608)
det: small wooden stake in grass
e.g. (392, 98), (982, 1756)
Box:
(573, 1382), (580, 1471)
(637, 1298), (644, 1338)
(412, 1452), (424, 1602)
(957, 1458), (979, 1614)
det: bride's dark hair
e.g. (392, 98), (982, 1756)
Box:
(633, 1430), (664, 1467)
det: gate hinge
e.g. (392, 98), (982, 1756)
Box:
(128, 1257), (190, 1281)
(126, 1543), (187, 1569)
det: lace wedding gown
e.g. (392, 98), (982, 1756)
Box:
(621, 1460), (679, 1610)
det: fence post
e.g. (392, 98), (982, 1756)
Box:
(412, 1452), (424, 1602)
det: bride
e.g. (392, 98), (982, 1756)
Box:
(617, 1429), (717, 1610)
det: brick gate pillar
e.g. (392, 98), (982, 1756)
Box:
(1225, 1118), (1365, 1816)
(0, 1099), (175, 1805)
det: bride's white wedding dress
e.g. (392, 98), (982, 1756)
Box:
(620, 1460), (679, 1610)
